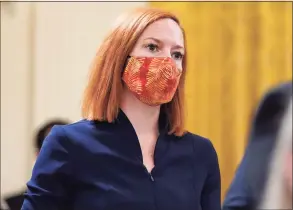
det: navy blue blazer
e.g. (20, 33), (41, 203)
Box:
(22, 110), (221, 210)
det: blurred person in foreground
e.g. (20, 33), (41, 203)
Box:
(2, 119), (69, 210)
(223, 81), (292, 210)
(259, 98), (292, 209)
(21, 7), (221, 210)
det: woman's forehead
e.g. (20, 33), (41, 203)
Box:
(138, 18), (184, 47)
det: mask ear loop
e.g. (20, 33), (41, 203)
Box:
(121, 56), (132, 77)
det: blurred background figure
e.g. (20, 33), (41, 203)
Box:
(223, 81), (292, 210)
(259, 99), (292, 209)
(2, 120), (70, 210)
(1, 1), (292, 205)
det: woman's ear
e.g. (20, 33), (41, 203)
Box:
(122, 56), (131, 76)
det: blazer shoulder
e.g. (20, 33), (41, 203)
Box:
(56, 119), (95, 132)
(183, 132), (214, 149)
(56, 119), (104, 136)
(43, 119), (96, 147)
(183, 132), (218, 161)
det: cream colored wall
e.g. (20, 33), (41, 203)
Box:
(1, 2), (34, 197)
(33, 2), (147, 128)
(1, 1), (147, 197)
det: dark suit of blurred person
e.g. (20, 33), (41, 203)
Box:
(223, 81), (292, 210)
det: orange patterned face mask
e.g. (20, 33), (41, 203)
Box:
(122, 56), (182, 106)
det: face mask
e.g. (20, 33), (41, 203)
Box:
(122, 56), (182, 106)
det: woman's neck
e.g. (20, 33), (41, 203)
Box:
(120, 89), (160, 135)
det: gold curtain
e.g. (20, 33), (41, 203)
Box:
(149, 2), (292, 201)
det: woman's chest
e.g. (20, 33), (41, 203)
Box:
(70, 146), (207, 210)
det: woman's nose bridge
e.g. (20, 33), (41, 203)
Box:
(161, 47), (172, 58)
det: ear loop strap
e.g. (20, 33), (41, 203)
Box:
(122, 56), (132, 77)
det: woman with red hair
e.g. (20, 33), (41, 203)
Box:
(22, 7), (220, 210)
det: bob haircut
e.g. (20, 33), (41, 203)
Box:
(82, 7), (187, 136)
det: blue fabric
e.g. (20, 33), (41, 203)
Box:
(22, 110), (221, 210)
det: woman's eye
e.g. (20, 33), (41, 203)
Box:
(146, 43), (159, 52)
(172, 52), (184, 60)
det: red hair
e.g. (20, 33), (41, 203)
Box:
(82, 7), (187, 136)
